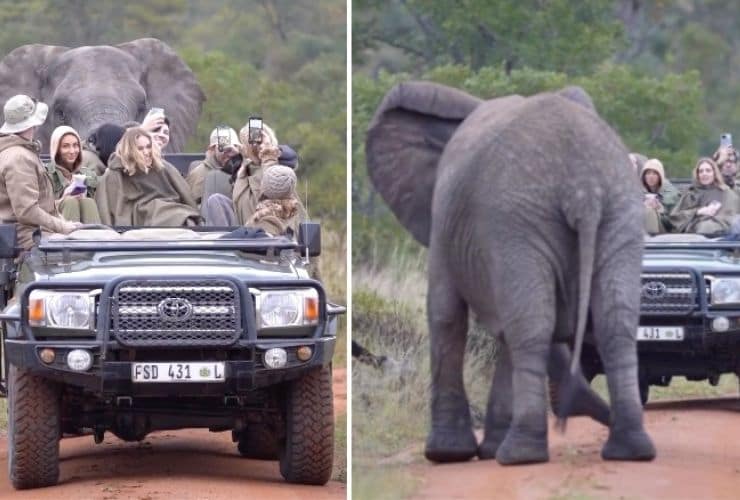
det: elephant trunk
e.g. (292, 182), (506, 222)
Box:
(75, 100), (132, 141)
(556, 212), (600, 430)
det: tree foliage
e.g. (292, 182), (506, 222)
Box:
(355, 0), (623, 74)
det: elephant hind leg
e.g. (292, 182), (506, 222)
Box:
(591, 223), (655, 461)
(424, 256), (476, 463)
(478, 337), (512, 460)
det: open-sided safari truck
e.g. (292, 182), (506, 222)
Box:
(580, 231), (740, 404)
(0, 160), (345, 489)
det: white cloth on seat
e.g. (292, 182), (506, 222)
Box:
(48, 228), (122, 240)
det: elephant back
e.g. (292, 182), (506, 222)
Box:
(366, 81), (482, 246)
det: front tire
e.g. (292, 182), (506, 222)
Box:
(8, 365), (60, 489)
(279, 366), (334, 485)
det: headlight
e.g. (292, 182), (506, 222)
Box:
(254, 288), (319, 328)
(28, 290), (95, 329)
(710, 278), (740, 305)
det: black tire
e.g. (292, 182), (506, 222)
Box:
(7, 365), (60, 489)
(639, 377), (650, 406)
(237, 425), (279, 460)
(279, 366), (334, 485)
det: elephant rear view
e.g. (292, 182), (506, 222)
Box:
(367, 82), (655, 465)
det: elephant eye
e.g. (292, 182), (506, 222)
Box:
(55, 108), (66, 123)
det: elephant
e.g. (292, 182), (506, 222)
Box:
(366, 81), (656, 465)
(0, 38), (205, 153)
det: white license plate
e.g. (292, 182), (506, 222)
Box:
(637, 326), (684, 341)
(132, 362), (225, 383)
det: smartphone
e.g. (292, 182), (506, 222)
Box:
(720, 133), (733, 148)
(69, 185), (87, 196)
(69, 174), (87, 196)
(248, 117), (263, 144)
(215, 125), (231, 152)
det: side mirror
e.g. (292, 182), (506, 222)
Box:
(298, 222), (321, 257)
(0, 223), (18, 259)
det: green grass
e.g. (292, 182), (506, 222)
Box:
(333, 411), (347, 482)
(352, 249), (497, 498)
(591, 373), (738, 403)
(352, 466), (422, 500)
(0, 398), (5, 432)
(322, 227), (347, 369)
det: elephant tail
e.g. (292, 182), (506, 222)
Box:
(556, 215), (599, 431)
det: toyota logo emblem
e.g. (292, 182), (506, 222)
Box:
(157, 297), (193, 321)
(641, 281), (667, 300)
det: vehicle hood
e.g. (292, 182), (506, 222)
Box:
(26, 250), (304, 283)
(643, 249), (740, 274)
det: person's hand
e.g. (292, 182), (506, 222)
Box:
(62, 221), (83, 234)
(644, 195), (659, 209)
(698, 201), (721, 216)
(709, 201), (722, 215)
(141, 115), (166, 133)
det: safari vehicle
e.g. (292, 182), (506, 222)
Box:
(0, 183), (345, 489)
(580, 233), (740, 405)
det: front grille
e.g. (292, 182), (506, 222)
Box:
(640, 272), (698, 315)
(110, 279), (241, 346)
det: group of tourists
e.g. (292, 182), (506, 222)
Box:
(0, 94), (304, 250)
(634, 146), (740, 236)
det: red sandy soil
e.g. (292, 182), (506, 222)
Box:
(404, 397), (740, 499)
(0, 368), (347, 499)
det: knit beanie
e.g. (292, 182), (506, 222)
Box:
(261, 165), (297, 199)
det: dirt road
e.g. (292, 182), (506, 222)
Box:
(401, 397), (740, 499)
(0, 368), (346, 499)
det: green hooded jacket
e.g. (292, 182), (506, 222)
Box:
(95, 154), (200, 227)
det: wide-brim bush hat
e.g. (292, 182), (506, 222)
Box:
(0, 94), (48, 134)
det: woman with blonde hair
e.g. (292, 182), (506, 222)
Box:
(232, 122), (305, 229)
(670, 157), (740, 235)
(95, 127), (200, 226)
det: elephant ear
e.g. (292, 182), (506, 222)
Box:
(118, 38), (205, 152)
(366, 81), (481, 246)
(0, 44), (69, 104)
(557, 86), (596, 113)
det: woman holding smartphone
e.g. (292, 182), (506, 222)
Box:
(640, 158), (679, 233)
(46, 125), (101, 223)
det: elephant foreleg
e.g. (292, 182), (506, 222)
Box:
(493, 256), (555, 465)
(424, 260), (477, 463)
(478, 337), (512, 459)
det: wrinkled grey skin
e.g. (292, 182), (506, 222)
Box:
(366, 82), (655, 465)
(0, 38), (204, 153)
